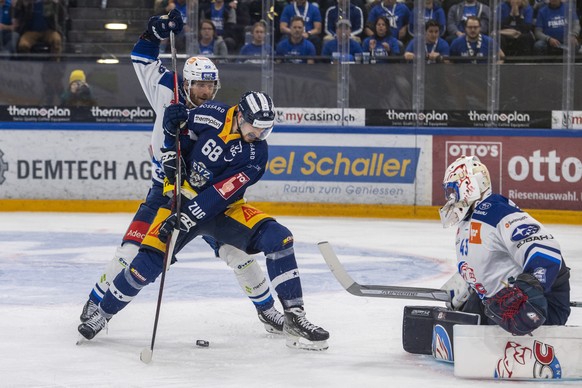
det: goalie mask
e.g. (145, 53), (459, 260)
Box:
(182, 56), (220, 107)
(439, 156), (492, 228)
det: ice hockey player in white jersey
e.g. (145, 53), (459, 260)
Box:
(439, 155), (571, 336)
(78, 9), (284, 336)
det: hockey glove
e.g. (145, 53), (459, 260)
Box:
(163, 103), (188, 138)
(147, 9), (184, 41)
(484, 273), (547, 336)
(158, 211), (196, 243)
(160, 147), (186, 185)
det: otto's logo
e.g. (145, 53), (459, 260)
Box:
(511, 224), (540, 241)
(447, 142), (500, 158)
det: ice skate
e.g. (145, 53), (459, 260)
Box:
(257, 306), (285, 334)
(77, 308), (108, 340)
(284, 306), (329, 351)
(79, 299), (98, 322)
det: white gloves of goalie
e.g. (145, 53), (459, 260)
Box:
(441, 272), (471, 310)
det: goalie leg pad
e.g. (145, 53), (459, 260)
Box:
(402, 306), (480, 356)
(432, 309), (481, 362)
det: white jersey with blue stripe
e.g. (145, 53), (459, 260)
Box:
(455, 193), (564, 299)
(130, 37), (185, 184)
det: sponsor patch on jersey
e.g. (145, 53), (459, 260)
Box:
(511, 224), (540, 241)
(241, 205), (264, 221)
(124, 220), (150, 243)
(504, 215), (528, 228)
(478, 202), (491, 210)
(193, 114), (223, 129)
(469, 222), (482, 244)
(214, 172), (250, 199)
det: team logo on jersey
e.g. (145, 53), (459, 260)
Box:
(533, 267), (547, 284)
(224, 141), (243, 162)
(189, 161), (212, 188)
(214, 172), (250, 199)
(511, 224), (540, 241)
(494, 340), (562, 379)
(478, 202), (491, 210)
(469, 222), (482, 244)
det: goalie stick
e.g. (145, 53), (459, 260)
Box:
(318, 241), (582, 307)
(318, 241), (450, 302)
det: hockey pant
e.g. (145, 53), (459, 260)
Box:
(89, 184), (275, 312)
(99, 202), (303, 318)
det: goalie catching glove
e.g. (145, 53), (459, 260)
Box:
(484, 273), (547, 336)
(147, 9), (184, 41)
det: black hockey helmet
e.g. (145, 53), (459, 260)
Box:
(237, 91), (275, 140)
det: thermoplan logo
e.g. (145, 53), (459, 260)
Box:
(0, 149), (8, 185)
(7, 105), (71, 120)
(90, 106), (154, 121)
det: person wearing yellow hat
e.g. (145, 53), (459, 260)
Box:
(60, 69), (96, 107)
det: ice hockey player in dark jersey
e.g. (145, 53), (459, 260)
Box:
(78, 91), (330, 351)
(79, 9), (284, 336)
(439, 155), (570, 336)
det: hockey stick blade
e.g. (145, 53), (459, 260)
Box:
(318, 241), (450, 302)
(140, 348), (153, 364)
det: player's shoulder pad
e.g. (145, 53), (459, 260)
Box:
(471, 193), (521, 227)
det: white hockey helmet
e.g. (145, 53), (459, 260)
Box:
(439, 155), (492, 228)
(182, 56), (220, 106)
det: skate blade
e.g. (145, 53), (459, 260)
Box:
(263, 323), (283, 335)
(285, 336), (329, 351)
(76, 334), (89, 345)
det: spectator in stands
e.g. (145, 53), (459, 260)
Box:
(446, 0), (490, 44)
(276, 15), (316, 63)
(60, 69), (96, 107)
(0, 0), (18, 54)
(498, 0), (534, 56)
(202, 0), (237, 53)
(322, 19), (363, 63)
(366, 0), (410, 46)
(408, 0), (446, 38)
(404, 19), (450, 63)
(13, 0), (67, 59)
(197, 19), (229, 58)
(324, 0), (364, 42)
(239, 20), (273, 62)
(279, 0), (322, 53)
(362, 15), (400, 62)
(449, 15), (504, 63)
(533, 0), (580, 56)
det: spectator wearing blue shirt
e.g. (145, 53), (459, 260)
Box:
(404, 19), (450, 63)
(366, 0), (410, 45)
(276, 16), (316, 64)
(450, 16), (504, 63)
(362, 15), (400, 63)
(279, 0), (322, 52)
(197, 19), (229, 59)
(322, 19), (363, 63)
(0, 0), (18, 54)
(239, 20), (274, 63)
(533, 0), (580, 56)
(324, 0), (364, 42)
(408, 0), (446, 38)
(498, 0), (534, 56)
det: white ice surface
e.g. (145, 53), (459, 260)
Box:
(0, 213), (580, 387)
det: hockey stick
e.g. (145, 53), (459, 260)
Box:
(140, 30), (182, 364)
(318, 241), (451, 302)
(318, 241), (582, 307)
